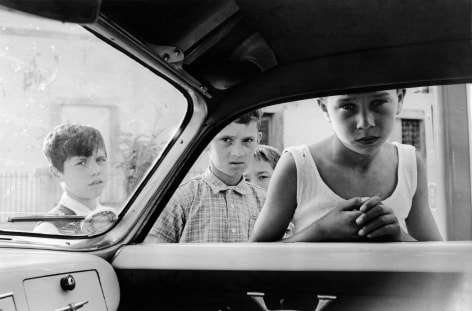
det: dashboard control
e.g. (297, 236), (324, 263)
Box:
(60, 275), (76, 291)
(1, 250), (120, 311)
(24, 270), (108, 310)
(54, 300), (88, 311)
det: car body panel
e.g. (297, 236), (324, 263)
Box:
(0, 249), (120, 310)
(113, 243), (472, 310)
(113, 242), (472, 272)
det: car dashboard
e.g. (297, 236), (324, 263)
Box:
(0, 248), (119, 311)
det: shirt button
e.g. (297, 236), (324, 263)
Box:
(231, 228), (236, 233)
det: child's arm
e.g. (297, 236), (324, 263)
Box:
(250, 152), (298, 241)
(144, 198), (186, 243)
(405, 154), (442, 241)
(282, 197), (365, 242)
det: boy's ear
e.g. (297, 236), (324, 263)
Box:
(49, 165), (63, 183)
(396, 88), (406, 115)
(205, 141), (213, 153)
(319, 102), (331, 122)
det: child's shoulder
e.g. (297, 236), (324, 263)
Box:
(391, 141), (416, 151)
(281, 142), (328, 164)
(245, 181), (266, 195)
(388, 141), (417, 160)
(243, 182), (266, 207)
(283, 144), (313, 160)
(50, 204), (76, 216)
(178, 175), (204, 191)
(308, 139), (329, 152)
(284, 144), (308, 153)
(169, 176), (205, 205)
(305, 139), (331, 162)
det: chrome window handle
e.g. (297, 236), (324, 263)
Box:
(54, 300), (89, 311)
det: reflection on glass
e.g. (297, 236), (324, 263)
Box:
(81, 207), (118, 234)
(0, 9), (187, 235)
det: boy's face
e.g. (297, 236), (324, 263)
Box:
(321, 90), (404, 155)
(52, 148), (108, 203)
(244, 158), (274, 190)
(208, 120), (259, 185)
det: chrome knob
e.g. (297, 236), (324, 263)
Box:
(60, 274), (76, 291)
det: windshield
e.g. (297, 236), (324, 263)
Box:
(0, 8), (187, 236)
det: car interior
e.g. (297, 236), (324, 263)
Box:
(1, 0), (472, 310)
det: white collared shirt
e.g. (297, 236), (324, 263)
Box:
(52, 192), (105, 216)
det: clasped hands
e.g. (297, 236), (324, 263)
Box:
(316, 196), (403, 242)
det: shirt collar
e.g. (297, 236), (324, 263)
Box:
(60, 193), (103, 216)
(202, 167), (253, 195)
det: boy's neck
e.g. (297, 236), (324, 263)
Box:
(65, 191), (98, 211)
(209, 163), (242, 186)
(331, 136), (381, 168)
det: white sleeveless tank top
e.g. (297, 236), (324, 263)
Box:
(285, 142), (417, 234)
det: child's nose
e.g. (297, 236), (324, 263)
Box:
(229, 142), (245, 157)
(356, 110), (375, 130)
(88, 161), (101, 175)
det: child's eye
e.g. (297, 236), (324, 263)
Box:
(221, 138), (232, 144)
(258, 175), (269, 181)
(97, 157), (107, 163)
(76, 160), (86, 166)
(244, 138), (255, 143)
(339, 104), (355, 111)
(371, 100), (387, 107)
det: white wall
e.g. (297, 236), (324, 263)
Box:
(279, 99), (333, 148)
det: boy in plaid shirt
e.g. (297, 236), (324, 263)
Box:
(146, 110), (266, 243)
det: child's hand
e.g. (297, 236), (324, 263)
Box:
(316, 197), (364, 241)
(355, 196), (401, 241)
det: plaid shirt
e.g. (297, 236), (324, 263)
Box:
(148, 168), (266, 243)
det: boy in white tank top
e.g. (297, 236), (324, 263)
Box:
(251, 89), (442, 242)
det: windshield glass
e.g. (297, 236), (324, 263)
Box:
(0, 8), (187, 236)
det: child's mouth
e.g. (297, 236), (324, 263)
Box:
(356, 136), (379, 145)
(229, 162), (245, 166)
(89, 180), (104, 186)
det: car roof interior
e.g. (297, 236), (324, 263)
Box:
(98, 0), (472, 114)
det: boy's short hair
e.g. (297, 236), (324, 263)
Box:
(234, 109), (263, 129)
(254, 144), (281, 169)
(43, 123), (106, 172)
(316, 89), (406, 106)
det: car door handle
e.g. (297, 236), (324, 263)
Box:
(54, 300), (89, 311)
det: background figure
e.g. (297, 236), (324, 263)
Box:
(35, 123), (115, 234)
(251, 90), (442, 242)
(244, 144), (281, 189)
(145, 110), (266, 243)
(244, 144), (294, 237)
